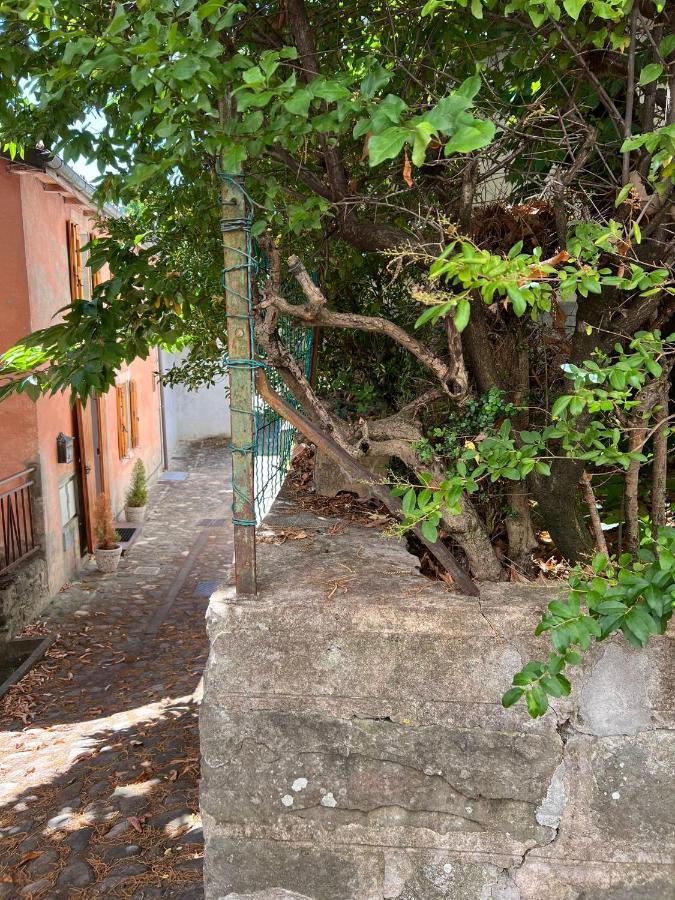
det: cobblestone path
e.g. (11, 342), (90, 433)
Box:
(0, 439), (233, 898)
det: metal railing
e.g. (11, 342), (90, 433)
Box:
(0, 468), (38, 576)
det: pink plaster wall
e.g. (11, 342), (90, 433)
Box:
(0, 163), (39, 481)
(104, 352), (163, 520)
(0, 161), (163, 594)
(19, 171), (84, 590)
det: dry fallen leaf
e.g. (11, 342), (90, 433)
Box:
(127, 815), (143, 833)
(402, 152), (413, 188)
(16, 851), (42, 867)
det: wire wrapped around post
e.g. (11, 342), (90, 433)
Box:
(217, 164), (260, 596)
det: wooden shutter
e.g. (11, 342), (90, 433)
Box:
(129, 380), (139, 448)
(91, 231), (102, 288)
(66, 221), (83, 300)
(116, 385), (129, 459)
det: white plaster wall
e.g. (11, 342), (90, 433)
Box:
(160, 348), (230, 458)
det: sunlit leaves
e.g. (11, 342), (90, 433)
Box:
(368, 126), (411, 167)
(504, 528), (675, 717)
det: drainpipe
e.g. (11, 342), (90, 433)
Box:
(157, 349), (169, 471)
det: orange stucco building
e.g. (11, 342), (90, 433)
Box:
(0, 152), (163, 632)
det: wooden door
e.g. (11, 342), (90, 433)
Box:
(75, 400), (97, 553)
(91, 397), (107, 497)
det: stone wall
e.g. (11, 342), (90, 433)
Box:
(0, 555), (49, 647)
(200, 495), (674, 899)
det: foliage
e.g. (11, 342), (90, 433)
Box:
(393, 331), (674, 541)
(0, 0), (674, 717)
(503, 527), (675, 716)
(414, 388), (515, 463)
(93, 493), (120, 549)
(415, 240), (671, 332)
(125, 459), (148, 508)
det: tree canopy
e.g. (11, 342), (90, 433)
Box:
(1, 0), (674, 714)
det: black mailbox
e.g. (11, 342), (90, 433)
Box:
(57, 432), (74, 464)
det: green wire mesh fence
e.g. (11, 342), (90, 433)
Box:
(217, 166), (313, 533)
(252, 281), (314, 524)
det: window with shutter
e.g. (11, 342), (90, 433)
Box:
(116, 385), (129, 459)
(129, 380), (139, 448)
(66, 221), (84, 300)
(81, 233), (93, 300)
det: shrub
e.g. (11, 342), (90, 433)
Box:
(126, 459), (148, 508)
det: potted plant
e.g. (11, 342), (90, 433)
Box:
(93, 493), (123, 573)
(125, 459), (148, 523)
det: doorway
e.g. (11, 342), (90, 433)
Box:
(74, 397), (108, 553)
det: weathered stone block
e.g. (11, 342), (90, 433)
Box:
(0, 555), (48, 645)
(200, 498), (675, 899)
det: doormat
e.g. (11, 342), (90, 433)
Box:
(159, 471), (188, 482)
(194, 580), (224, 597)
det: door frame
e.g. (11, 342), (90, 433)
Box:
(74, 397), (108, 553)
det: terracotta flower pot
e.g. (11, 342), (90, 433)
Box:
(94, 544), (122, 573)
(125, 505), (146, 523)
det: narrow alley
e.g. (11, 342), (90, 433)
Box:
(0, 439), (233, 898)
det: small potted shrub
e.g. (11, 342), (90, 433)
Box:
(93, 493), (123, 573)
(125, 459), (148, 523)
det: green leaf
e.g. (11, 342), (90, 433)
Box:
(414, 301), (453, 328)
(368, 127), (410, 167)
(425, 94), (471, 133)
(457, 74), (481, 100)
(420, 519), (438, 542)
(615, 183), (632, 207)
(444, 119), (495, 154)
(106, 5), (129, 35)
(660, 35), (675, 58)
(638, 64), (664, 86)
(312, 80), (351, 102)
(506, 284), (527, 317)
(402, 488), (416, 516)
(562, 0), (586, 19)
(284, 89), (313, 117)
(541, 675), (565, 697)
(172, 56), (201, 80)
(591, 553), (608, 574)
(526, 685), (549, 717)
(454, 299), (471, 332)
(624, 605), (656, 643)
(412, 122), (434, 166)
(645, 357), (662, 378)
(501, 687), (523, 708)
(361, 63), (391, 99)
(198, 0), (222, 18)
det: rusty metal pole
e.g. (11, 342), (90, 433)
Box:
(219, 100), (257, 598)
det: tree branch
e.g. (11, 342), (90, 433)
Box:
(553, 24), (624, 138)
(622, 4), (638, 185)
(255, 368), (479, 595)
(264, 254), (464, 395)
(579, 470), (609, 556)
(285, 0), (349, 200)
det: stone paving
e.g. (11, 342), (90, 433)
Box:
(0, 439), (233, 898)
